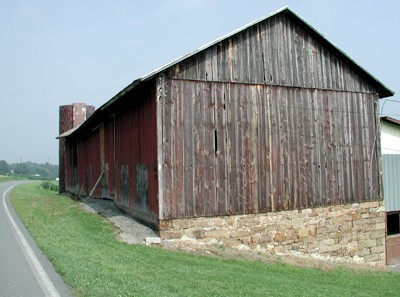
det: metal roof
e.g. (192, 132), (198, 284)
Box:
(64, 6), (394, 138)
(139, 6), (394, 97)
(381, 116), (400, 127)
(56, 124), (81, 139)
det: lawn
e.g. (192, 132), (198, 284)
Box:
(10, 183), (400, 297)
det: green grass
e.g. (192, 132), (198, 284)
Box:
(0, 174), (50, 183)
(10, 183), (400, 297)
(0, 174), (25, 182)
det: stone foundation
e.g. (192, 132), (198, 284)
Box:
(159, 201), (385, 266)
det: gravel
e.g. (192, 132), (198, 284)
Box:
(79, 198), (158, 244)
(389, 264), (400, 272)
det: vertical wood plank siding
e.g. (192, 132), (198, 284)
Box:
(68, 82), (159, 226)
(167, 14), (375, 94)
(113, 82), (158, 221)
(161, 80), (379, 218)
(160, 13), (380, 219)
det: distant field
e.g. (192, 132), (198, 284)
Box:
(0, 175), (26, 182)
(0, 175), (56, 183)
(10, 183), (400, 297)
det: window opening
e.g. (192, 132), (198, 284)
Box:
(387, 213), (400, 236)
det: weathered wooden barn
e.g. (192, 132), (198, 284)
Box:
(59, 7), (394, 264)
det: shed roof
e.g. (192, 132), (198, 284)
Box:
(56, 124), (81, 139)
(60, 6), (394, 138)
(381, 116), (400, 127)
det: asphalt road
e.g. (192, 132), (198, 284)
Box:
(0, 181), (72, 297)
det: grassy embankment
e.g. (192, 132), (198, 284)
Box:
(10, 182), (400, 297)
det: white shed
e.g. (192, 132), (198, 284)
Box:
(381, 116), (400, 265)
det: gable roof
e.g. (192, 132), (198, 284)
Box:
(60, 6), (394, 138)
(137, 6), (393, 97)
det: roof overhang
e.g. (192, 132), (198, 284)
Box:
(56, 124), (81, 139)
(381, 116), (400, 127)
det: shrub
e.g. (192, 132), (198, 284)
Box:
(40, 180), (59, 192)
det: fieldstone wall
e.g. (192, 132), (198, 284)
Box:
(159, 201), (385, 266)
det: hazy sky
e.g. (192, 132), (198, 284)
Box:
(1, 0), (398, 165)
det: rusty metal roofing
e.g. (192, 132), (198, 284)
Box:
(65, 6), (394, 138)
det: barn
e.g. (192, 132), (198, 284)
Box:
(58, 7), (394, 265)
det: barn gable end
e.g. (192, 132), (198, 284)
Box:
(157, 9), (385, 221)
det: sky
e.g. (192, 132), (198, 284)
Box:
(1, 0), (399, 165)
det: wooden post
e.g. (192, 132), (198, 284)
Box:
(88, 170), (104, 199)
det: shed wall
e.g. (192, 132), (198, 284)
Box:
(381, 121), (400, 155)
(382, 154), (400, 212)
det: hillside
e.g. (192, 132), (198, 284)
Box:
(0, 160), (58, 179)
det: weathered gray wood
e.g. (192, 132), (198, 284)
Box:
(172, 81), (185, 217)
(121, 165), (129, 206)
(213, 84), (227, 214)
(162, 78), (173, 218)
(158, 12), (382, 219)
(183, 81), (195, 217)
(156, 75), (166, 219)
(136, 163), (148, 211)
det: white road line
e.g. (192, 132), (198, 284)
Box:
(2, 185), (61, 297)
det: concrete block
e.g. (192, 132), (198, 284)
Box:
(145, 237), (161, 245)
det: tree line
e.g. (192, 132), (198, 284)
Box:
(0, 160), (58, 179)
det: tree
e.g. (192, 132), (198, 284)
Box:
(8, 162), (59, 178)
(0, 160), (11, 174)
(13, 162), (32, 175)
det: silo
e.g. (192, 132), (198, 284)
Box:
(59, 103), (95, 193)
